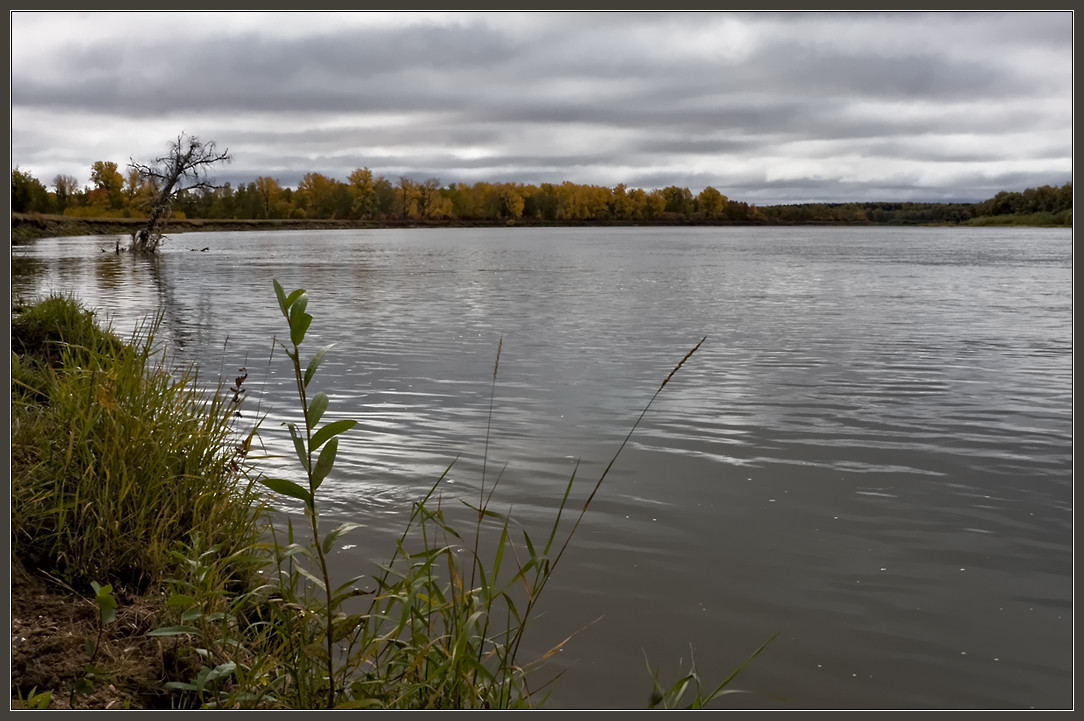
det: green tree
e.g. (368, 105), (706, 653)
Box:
(52, 173), (80, 214)
(12, 168), (51, 214)
(662, 185), (693, 217)
(373, 176), (398, 218)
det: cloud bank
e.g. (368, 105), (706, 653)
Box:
(11, 11), (1072, 203)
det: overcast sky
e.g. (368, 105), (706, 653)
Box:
(10, 11), (1073, 204)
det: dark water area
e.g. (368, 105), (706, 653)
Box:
(11, 226), (1073, 709)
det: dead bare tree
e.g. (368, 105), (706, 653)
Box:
(128, 133), (231, 252)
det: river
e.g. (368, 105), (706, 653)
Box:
(11, 225), (1073, 709)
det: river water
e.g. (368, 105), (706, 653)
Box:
(11, 226), (1073, 709)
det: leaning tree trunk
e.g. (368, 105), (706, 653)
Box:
(132, 197), (172, 253)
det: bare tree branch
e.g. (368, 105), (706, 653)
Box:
(127, 132), (232, 252)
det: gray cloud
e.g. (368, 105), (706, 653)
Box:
(11, 11), (1072, 204)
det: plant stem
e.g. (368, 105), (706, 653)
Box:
(288, 347), (336, 709)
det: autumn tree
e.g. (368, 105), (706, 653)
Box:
(348, 167), (377, 219)
(626, 187), (649, 220)
(644, 189), (666, 219)
(90, 161), (125, 209)
(253, 176), (285, 218)
(297, 172), (341, 218)
(491, 183), (525, 221)
(416, 177), (443, 219)
(128, 133), (231, 252)
(610, 183), (635, 220)
(397, 176), (418, 219)
(697, 186), (727, 219)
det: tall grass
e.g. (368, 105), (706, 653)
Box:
(10, 295), (265, 590)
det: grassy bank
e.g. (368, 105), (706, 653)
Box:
(11, 296), (266, 707)
(10, 292), (770, 709)
(961, 209), (1072, 227)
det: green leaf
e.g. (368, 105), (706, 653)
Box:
(180, 607), (203, 623)
(273, 279), (287, 314)
(322, 521), (364, 555)
(290, 313), (312, 347)
(284, 288), (305, 311)
(291, 293), (308, 319)
(287, 423), (309, 472)
(302, 642), (329, 660)
(164, 681), (197, 692)
(73, 678), (94, 696)
(332, 575), (367, 596)
(206, 662), (237, 684)
(304, 344), (335, 387)
(146, 625), (200, 637)
(307, 392), (328, 428)
(258, 477), (312, 506)
(279, 542), (312, 560)
(295, 564), (327, 592)
(94, 585), (117, 625)
(194, 665), (212, 691)
(167, 594), (197, 608)
(311, 419), (357, 451)
(312, 438), (338, 489)
(83, 638), (95, 656)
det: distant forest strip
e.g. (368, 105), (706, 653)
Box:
(11, 164), (1072, 231)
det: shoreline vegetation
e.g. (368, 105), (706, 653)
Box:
(10, 162), (1072, 243)
(9, 205), (1073, 244)
(11, 292), (767, 709)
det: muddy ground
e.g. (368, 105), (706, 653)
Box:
(10, 563), (187, 709)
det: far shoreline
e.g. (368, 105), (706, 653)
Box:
(10, 212), (1069, 244)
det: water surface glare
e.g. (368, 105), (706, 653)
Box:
(12, 226), (1073, 709)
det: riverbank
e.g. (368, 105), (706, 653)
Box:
(11, 295), (265, 708)
(12, 211), (1071, 244)
(11, 211), (884, 243)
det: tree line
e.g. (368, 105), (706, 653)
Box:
(11, 163), (1071, 226)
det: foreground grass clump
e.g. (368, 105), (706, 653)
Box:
(11, 294), (265, 591)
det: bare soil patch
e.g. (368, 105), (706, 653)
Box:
(10, 563), (182, 709)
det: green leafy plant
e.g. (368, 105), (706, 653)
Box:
(14, 687), (54, 710)
(70, 581), (118, 704)
(257, 279), (361, 708)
